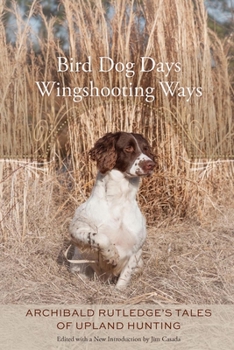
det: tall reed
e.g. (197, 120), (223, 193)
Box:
(0, 0), (233, 240)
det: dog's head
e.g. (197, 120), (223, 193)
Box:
(89, 132), (155, 177)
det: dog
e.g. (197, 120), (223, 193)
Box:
(69, 131), (155, 289)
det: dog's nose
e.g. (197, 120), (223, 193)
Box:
(145, 160), (155, 171)
(141, 160), (155, 174)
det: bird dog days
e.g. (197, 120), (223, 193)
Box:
(35, 56), (203, 103)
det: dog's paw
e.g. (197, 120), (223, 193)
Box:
(101, 244), (119, 267)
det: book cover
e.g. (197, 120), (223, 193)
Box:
(0, 0), (233, 349)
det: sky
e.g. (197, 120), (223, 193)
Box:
(205, 0), (234, 23)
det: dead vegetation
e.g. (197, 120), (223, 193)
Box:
(1, 205), (234, 304)
(0, 0), (234, 304)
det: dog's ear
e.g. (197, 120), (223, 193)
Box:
(89, 133), (120, 173)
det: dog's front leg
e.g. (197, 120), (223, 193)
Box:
(69, 220), (119, 266)
(115, 249), (143, 289)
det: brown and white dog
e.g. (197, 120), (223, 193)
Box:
(69, 132), (155, 289)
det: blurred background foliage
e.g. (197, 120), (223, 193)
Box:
(3, 1), (234, 43)
(3, 1), (234, 78)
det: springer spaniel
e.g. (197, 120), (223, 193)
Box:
(69, 132), (155, 289)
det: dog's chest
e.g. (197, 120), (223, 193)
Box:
(86, 171), (146, 249)
(101, 198), (145, 252)
(107, 195), (140, 228)
(89, 186), (143, 230)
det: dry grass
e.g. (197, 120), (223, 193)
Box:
(1, 204), (234, 304)
(0, 0), (234, 305)
(1, 158), (233, 305)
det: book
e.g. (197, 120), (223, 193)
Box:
(0, 0), (233, 349)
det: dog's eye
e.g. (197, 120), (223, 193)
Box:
(143, 146), (149, 152)
(125, 146), (134, 153)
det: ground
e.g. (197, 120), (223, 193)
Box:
(1, 208), (233, 305)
